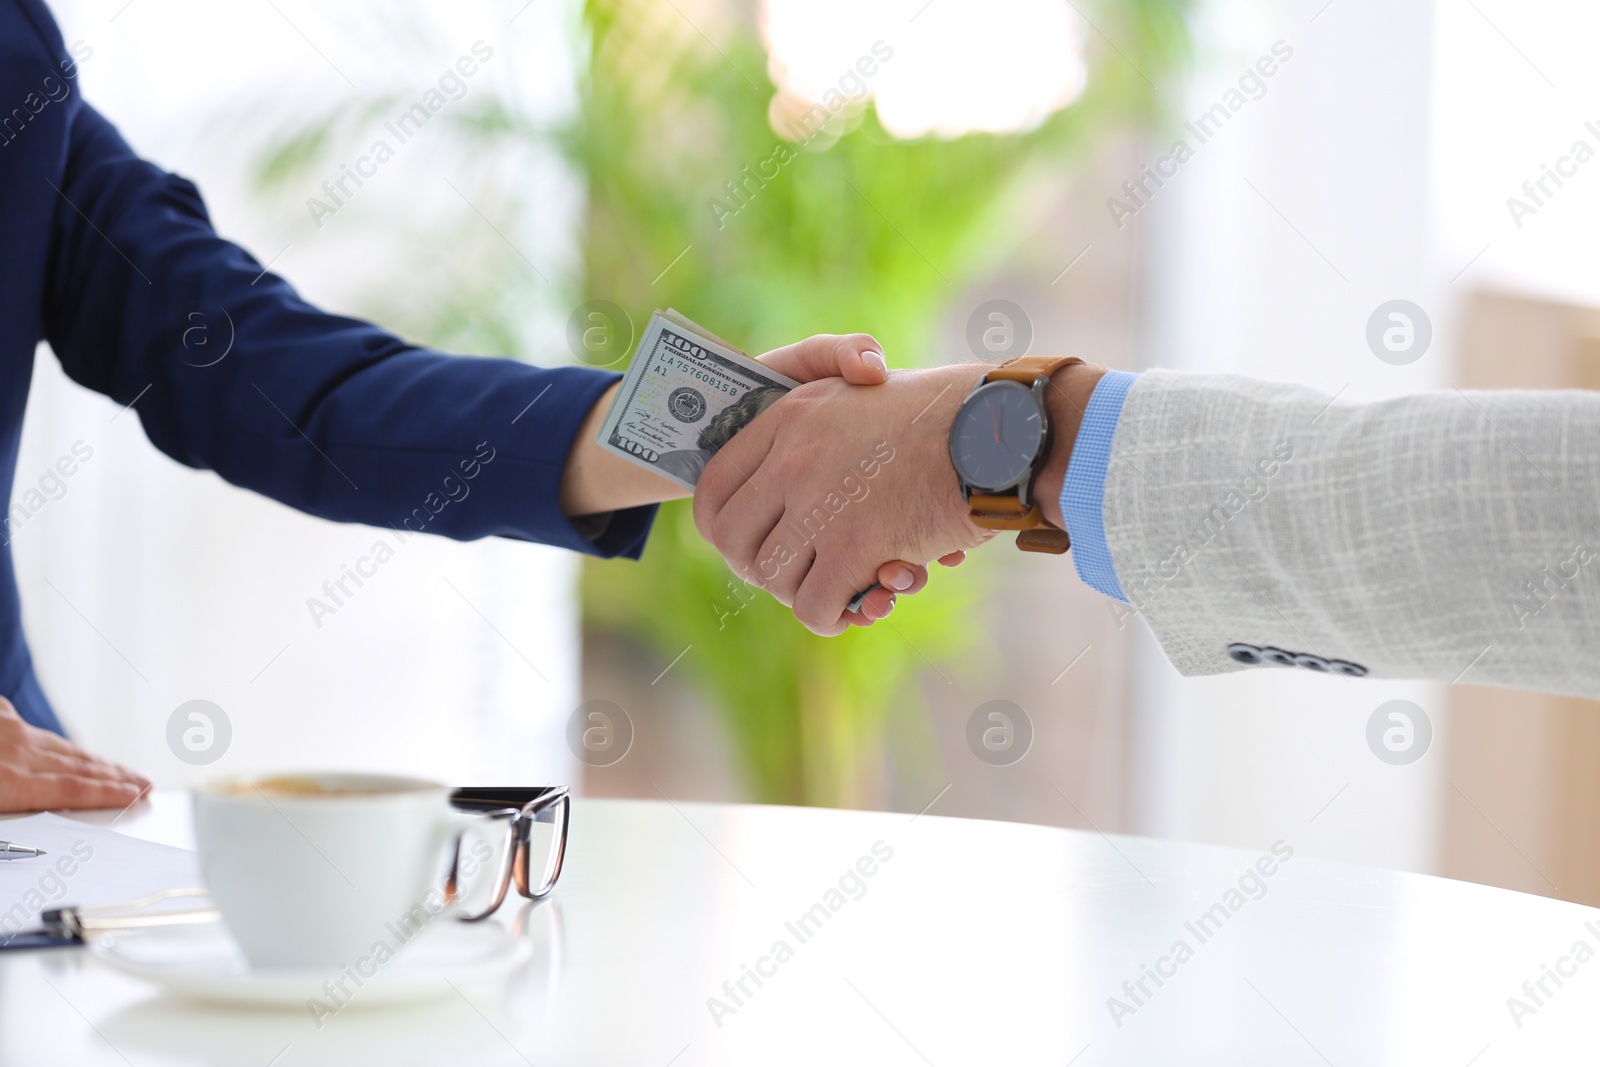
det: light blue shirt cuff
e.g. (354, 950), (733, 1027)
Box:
(1060, 370), (1138, 602)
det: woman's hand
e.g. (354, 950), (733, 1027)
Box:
(0, 698), (150, 812)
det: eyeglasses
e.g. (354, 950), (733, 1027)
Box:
(446, 786), (571, 921)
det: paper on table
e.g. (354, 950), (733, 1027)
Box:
(0, 812), (202, 939)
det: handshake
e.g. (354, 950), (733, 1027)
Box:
(593, 313), (1107, 636)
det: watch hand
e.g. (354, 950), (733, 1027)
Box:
(990, 401), (1001, 443)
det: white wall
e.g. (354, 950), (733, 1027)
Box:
(13, 0), (584, 788)
(1127, 0), (1448, 872)
(1431, 0), (1600, 305)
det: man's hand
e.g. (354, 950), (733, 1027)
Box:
(562, 330), (942, 625)
(754, 334), (947, 625)
(695, 359), (1107, 634)
(561, 332), (898, 518)
(0, 698), (150, 812)
(696, 363), (995, 635)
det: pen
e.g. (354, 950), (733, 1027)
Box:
(0, 841), (45, 860)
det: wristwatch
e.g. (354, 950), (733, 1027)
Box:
(948, 354), (1084, 554)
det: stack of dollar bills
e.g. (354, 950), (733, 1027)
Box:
(596, 309), (876, 613)
(597, 309), (799, 492)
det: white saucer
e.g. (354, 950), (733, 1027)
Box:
(90, 918), (532, 1008)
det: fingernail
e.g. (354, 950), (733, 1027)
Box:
(881, 595), (897, 617)
(862, 350), (887, 375)
(885, 569), (913, 592)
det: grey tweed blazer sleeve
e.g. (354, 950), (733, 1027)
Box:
(1101, 370), (1600, 699)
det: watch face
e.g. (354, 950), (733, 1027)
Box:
(949, 381), (1046, 492)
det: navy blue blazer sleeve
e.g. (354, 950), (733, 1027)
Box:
(39, 102), (654, 557)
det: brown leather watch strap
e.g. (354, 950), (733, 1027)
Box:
(1015, 528), (1071, 554)
(985, 354), (1083, 385)
(968, 495), (1072, 553)
(968, 492), (1043, 530)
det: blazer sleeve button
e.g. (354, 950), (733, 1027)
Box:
(1227, 643), (1264, 665)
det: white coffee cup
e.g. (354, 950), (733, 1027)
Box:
(193, 772), (481, 969)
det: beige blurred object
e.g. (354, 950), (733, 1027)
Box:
(1444, 288), (1600, 907)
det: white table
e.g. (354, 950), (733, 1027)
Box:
(2, 794), (1596, 1065)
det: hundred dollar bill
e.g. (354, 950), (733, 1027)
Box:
(596, 309), (799, 492)
(596, 309), (879, 615)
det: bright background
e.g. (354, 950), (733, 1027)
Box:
(16, 0), (1600, 901)
(17, 0), (586, 788)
